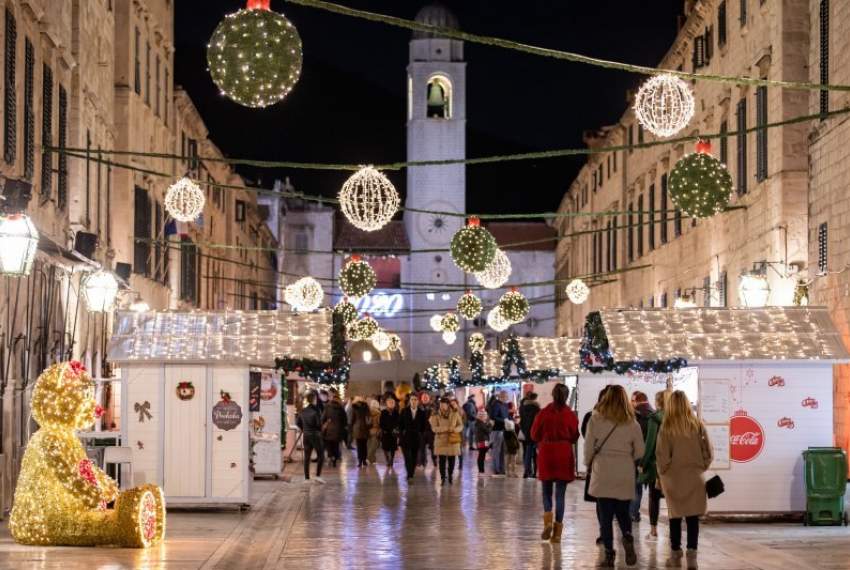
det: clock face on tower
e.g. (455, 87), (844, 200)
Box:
(416, 201), (460, 245)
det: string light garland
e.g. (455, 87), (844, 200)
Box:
(339, 166), (400, 232)
(450, 217), (497, 273)
(469, 332), (486, 354)
(634, 74), (695, 137)
(668, 141), (733, 218)
(442, 330), (457, 345)
(284, 276), (324, 312)
(456, 291), (483, 320)
(334, 298), (358, 325)
(388, 333), (402, 352)
(498, 289), (530, 324)
(474, 248), (512, 289)
(371, 329), (391, 351)
(339, 255), (376, 299)
(487, 306), (510, 332)
(565, 278), (590, 305)
(429, 314), (443, 332)
(439, 312), (460, 333)
(350, 315), (379, 341)
(207, 0), (303, 108)
(164, 177), (205, 222)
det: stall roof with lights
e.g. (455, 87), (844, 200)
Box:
(598, 307), (850, 363)
(516, 337), (582, 372)
(107, 310), (332, 364)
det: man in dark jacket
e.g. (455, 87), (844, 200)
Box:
(520, 392), (541, 478)
(296, 391), (325, 483)
(462, 396), (478, 451)
(629, 391), (654, 521)
(489, 391), (510, 476)
(399, 394), (428, 481)
(321, 391), (347, 467)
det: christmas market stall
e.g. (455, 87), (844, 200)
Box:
(107, 310), (332, 507)
(580, 307), (850, 514)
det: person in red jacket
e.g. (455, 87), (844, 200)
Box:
(531, 383), (579, 544)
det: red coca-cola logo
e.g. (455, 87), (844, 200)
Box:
(768, 376), (785, 387)
(802, 397), (819, 409)
(729, 412), (765, 463)
(776, 417), (795, 429)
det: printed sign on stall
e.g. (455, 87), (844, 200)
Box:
(700, 379), (732, 424)
(729, 410), (765, 463)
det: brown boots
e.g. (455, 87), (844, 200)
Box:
(541, 512), (554, 540)
(550, 522), (564, 543)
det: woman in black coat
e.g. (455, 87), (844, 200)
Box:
(379, 396), (401, 467)
(399, 394), (429, 481)
(321, 396), (348, 467)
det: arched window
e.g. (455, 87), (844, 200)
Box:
(426, 75), (452, 119)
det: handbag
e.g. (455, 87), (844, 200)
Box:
(448, 431), (462, 445)
(584, 423), (619, 503)
(706, 474), (725, 498)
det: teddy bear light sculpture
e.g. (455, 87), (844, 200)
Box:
(10, 362), (165, 547)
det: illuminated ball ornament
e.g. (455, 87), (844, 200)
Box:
(334, 298), (358, 325)
(83, 270), (119, 313)
(284, 277), (323, 312)
(468, 332), (486, 354)
(339, 166), (400, 232)
(498, 289), (530, 324)
(352, 315), (379, 341)
(456, 291), (482, 320)
(474, 248), (511, 289)
(206, 0), (302, 109)
(668, 141), (733, 218)
(164, 177), (205, 222)
(633, 73), (695, 137)
(429, 314), (443, 332)
(565, 278), (589, 305)
(339, 255), (377, 299)
(0, 213), (38, 276)
(487, 306), (510, 332)
(440, 312), (460, 333)
(442, 330), (457, 345)
(450, 217), (497, 273)
(388, 334), (402, 353)
(371, 329), (391, 352)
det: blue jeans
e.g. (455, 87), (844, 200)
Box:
(465, 421), (475, 448)
(629, 480), (643, 519)
(598, 498), (632, 552)
(523, 441), (537, 476)
(541, 480), (568, 522)
(490, 431), (505, 474)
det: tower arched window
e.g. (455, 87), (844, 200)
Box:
(426, 75), (452, 119)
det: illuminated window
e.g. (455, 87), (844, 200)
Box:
(426, 75), (452, 119)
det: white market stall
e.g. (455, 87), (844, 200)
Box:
(107, 310), (332, 507)
(581, 307), (850, 514)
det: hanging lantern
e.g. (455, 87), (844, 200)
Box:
(456, 291), (482, 320)
(565, 279), (590, 305)
(339, 255), (376, 299)
(440, 312), (460, 333)
(487, 306), (510, 332)
(739, 272), (770, 308)
(468, 332), (486, 354)
(334, 298), (358, 325)
(442, 330), (457, 345)
(284, 276), (323, 312)
(129, 296), (151, 313)
(339, 166), (400, 232)
(83, 270), (119, 313)
(0, 214), (39, 277)
(207, 0), (303, 108)
(450, 217), (497, 273)
(371, 329), (391, 352)
(388, 333), (402, 353)
(164, 177), (205, 222)
(474, 248), (511, 289)
(673, 294), (697, 309)
(633, 73), (695, 138)
(498, 289), (530, 324)
(668, 142), (733, 219)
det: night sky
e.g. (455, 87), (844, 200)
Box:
(174, 0), (683, 215)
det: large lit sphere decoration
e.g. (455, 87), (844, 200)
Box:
(633, 73), (695, 138)
(668, 143), (733, 218)
(164, 177), (205, 222)
(371, 329), (391, 352)
(450, 217), (497, 273)
(9, 361), (166, 547)
(456, 291), (483, 320)
(351, 315), (379, 341)
(83, 270), (119, 313)
(334, 298), (358, 325)
(487, 306), (510, 332)
(388, 334), (402, 353)
(468, 332), (486, 354)
(498, 289), (530, 324)
(206, 1), (303, 109)
(442, 330), (457, 345)
(565, 278), (590, 305)
(429, 314), (443, 332)
(284, 276), (323, 312)
(474, 248), (511, 289)
(440, 312), (460, 333)
(0, 214), (39, 276)
(339, 166), (400, 232)
(339, 255), (377, 299)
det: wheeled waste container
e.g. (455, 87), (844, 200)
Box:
(802, 447), (848, 526)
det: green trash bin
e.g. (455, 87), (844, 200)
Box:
(802, 447), (848, 526)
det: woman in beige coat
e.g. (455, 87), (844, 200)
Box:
(656, 390), (713, 564)
(430, 398), (463, 485)
(583, 385), (644, 568)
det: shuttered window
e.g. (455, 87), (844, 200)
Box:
(718, 1), (727, 46)
(756, 86), (768, 182)
(41, 64), (53, 198)
(23, 38), (34, 180)
(180, 237), (199, 305)
(627, 202), (634, 262)
(736, 98), (747, 195)
(648, 184), (656, 251)
(611, 217), (618, 270)
(637, 195), (644, 257)
(58, 86), (68, 209)
(145, 41), (150, 105)
(818, 222), (828, 273)
(740, 0), (747, 27)
(674, 207), (682, 237)
(660, 174), (669, 244)
(134, 27), (141, 95)
(719, 120), (728, 164)
(155, 54), (160, 117)
(820, 0), (829, 116)
(134, 187), (151, 276)
(4, 8), (16, 165)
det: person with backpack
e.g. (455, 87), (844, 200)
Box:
(462, 395), (478, 451)
(629, 391), (655, 522)
(503, 420), (521, 477)
(639, 390), (669, 540)
(520, 391), (541, 478)
(321, 389), (347, 468)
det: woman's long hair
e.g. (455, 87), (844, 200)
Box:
(661, 390), (701, 437)
(552, 383), (570, 408)
(594, 384), (634, 425)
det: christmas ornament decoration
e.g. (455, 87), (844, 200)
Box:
(83, 270), (119, 313)
(339, 255), (376, 299)
(211, 390), (243, 431)
(350, 315), (379, 341)
(334, 298), (358, 325)
(9, 362), (166, 547)
(498, 289), (530, 324)
(0, 213), (38, 276)
(429, 314), (443, 332)
(388, 334), (402, 353)
(487, 306), (510, 332)
(371, 329), (391, 352)
(134, 401), (153, 423)
(175, 382), (195, 401)
(456, 291), (482, 320)
(206, 0), (302, 109)
(442, 330), (457, 345)
(468, 332), (486, 354)
(440, 312), (460, 333)
(565, 278), (590, 305)
(284, 276), (323, 312)
(474, 248), (511, 289)
(633, 73), (695, 138)
(729, 410), (765, 463)
(450, 217), (497, 273)
(668, 142), (733, 218)
(164, 177), (205, 222)
(339, 166), (400, 232)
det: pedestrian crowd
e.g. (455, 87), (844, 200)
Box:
(296, 383), (714, 568)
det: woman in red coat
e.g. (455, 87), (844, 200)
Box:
(531, 383), (579, 544)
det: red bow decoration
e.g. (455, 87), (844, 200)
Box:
(246, 0), (271, 10)
(78, 459), (98, 487)
(69, 361), (87, 376)
(95, 405), (105, 419)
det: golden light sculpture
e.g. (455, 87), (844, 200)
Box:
(9, 362), (166, 547)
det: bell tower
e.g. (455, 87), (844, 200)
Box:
(404, 4), (467, 361)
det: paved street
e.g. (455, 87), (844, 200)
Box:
(1, 449), (850, 569)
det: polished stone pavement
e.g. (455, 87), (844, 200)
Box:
(1, 449), (850, 568)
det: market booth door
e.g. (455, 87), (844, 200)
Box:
(164, 365), (207, 497)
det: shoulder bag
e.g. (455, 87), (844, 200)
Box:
(583, 423), (618, 503)
(699, 424), (725, 498)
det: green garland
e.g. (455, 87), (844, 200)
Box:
(668, 152), (733, 218)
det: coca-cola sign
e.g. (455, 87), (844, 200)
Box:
(729, 412), (765, 463)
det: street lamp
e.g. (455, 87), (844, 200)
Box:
(739, 271), (770, 308)
(129, 295), (151, 313)
(0, 214), (38, 276)
(673, 294), (697, 309)
(83, 270), (119, 313)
